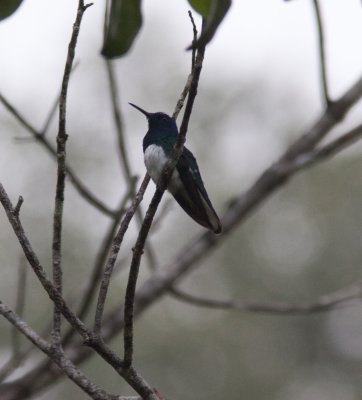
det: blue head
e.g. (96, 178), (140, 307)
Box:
(129, 103), (178, 134)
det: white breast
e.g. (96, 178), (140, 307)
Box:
(144, 144), (182, 192)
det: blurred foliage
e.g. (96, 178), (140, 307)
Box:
(0, 0), (23, 21)
(102, 0), (231, 58)
(187, 0), (232, 49)
(188, 0), (212, 16)
(102, 0), (143, 58)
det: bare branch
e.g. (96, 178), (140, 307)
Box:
(93, 174), (150, 336)
(169, 282), (362, 314)
(283, 76), (362, 161)
(12, 195), (23, 217)
(292, 122), (362, 169)
(40, 62), (80, 136)
(150, 198), (173, 235)
(189, 11), (198, 70)
(172, 11), (198, 120)
(105, 60), (133, 182)
(312, 0), (330, 106)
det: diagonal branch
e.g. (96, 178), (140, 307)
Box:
(283, 76), (362, 161)
(312, 0), (330, 106)
(292, 122), (362, 169)
(168, 282), (362, 314)
(93, 174), (150, 335)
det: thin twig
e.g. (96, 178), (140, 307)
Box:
(105, 60), (133, 182)
(51, 0), (91, 347)
(316, 124), (362, 157)
(123, 20), (206, 368)
(0, 93), (115, 218)
(169, 283), (362, 314)
(282, 76), (362, 162)
(150, 198), (173, 235)
(189, 10), (197, 70)
(292, 123), (362, 169)
(13, 196), (23, 217)
(40, 62), (80, 136)
(172, 11), (198, 120)
(93, 174), (150, 335)
(312, 0), (330, 106)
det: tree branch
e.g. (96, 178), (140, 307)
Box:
(168, 282), (362, 314)
(172, 11), (198, 120)
(291, 122), (362, 169)
(93, 174), (150, 335)
(312, 0), (330, 106)
(282, 76), (362, 161)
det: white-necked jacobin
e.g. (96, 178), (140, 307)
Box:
(129, 103), (222, 234)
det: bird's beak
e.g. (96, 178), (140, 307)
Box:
(129, 103), (151, 119)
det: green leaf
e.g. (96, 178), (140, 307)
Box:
(101, 0), (142, 59)
(188, 0), (212, 17)
(0, 0), (23, 21)
(188, 0), (231, 50)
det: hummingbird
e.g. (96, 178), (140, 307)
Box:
(129, 103), (222, 234)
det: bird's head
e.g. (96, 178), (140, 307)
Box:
(129, 103), (177, 132)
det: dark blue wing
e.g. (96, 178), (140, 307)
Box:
(174, 147), (221, 233)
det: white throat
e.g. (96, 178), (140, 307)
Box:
(144, 144), (182, 193)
